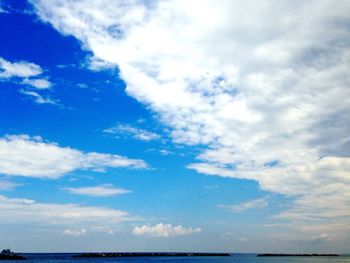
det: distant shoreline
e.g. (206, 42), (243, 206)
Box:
(73, 252), (231, 258)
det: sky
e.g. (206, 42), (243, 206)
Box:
(0, 0), (350, 254)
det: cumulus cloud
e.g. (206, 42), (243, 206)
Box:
(104, 124), (160, 142)
(0, 134), (147, 179)
(133, 223), (201, 237)
(0, 57), (42, 78)
(218, 198), (269, 213)
(30, 0), (350, 231)
(64, 184), (131, 197)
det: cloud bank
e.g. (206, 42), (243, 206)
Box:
(29, 0), (350, 231)
(0, 135), (147, 179)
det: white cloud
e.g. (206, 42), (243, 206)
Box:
(0, 180), (19, 191)
(159, 149), (173, 156)
(0, 57), (56, 104)
(30, 0), (350, 231)
(86, 56), (115, 71)
(64, 184), (131, 197)
(21, 78), (52, 89)
(63, 228), (86, 236)
(0, 195), (133, 231)
(218, 198), (268, 213)
(76, 83), (88, 89)
(104, 124), (160, 142)
(312, 233), (331, 242)
(133, 223), (201, 237)
(0, 134), (147, 179)
(20, 89), (59, 105)
(0, 57), (42, 78)
(91, 226), (115, 235)
(0, 4), (7, 13)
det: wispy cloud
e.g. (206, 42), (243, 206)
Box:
(0, 180), (19, 191)
(274, 192), (350, 229)
(104, 124), (160, 142)
(0, 195), (134, 231)
(0, 3), (8, 14)
(0, 57), (57, 106)
(0, 134), (147, 179)
(218, 198), (269, 213)
(85, 56), (114, 71)
(20, 89), (59, 106)
(133, 223), (201, 237)
(159, 149), (173, 156)
(64, 184), (131, 197)
(312, 233), (331, 243)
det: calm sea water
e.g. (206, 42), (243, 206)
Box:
(4, 253), (350, 263)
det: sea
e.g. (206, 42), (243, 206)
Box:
(3, 254), (350, 263)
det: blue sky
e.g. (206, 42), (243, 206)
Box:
(1, 0), (350, 253)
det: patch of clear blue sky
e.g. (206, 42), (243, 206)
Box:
(0, 0), (285, 240)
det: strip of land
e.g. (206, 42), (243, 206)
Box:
(257, 254), (339, 257)
(73, 252), (230, 258)
(0, 254), (26, 260)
